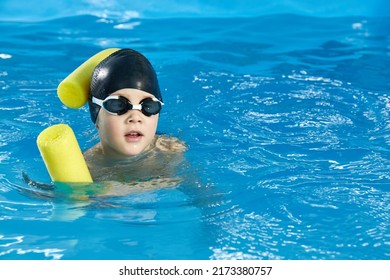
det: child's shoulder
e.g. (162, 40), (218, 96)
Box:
(155, 135), (187, 152)
(83, 142), (103, 160)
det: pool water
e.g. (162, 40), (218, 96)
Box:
(1, 5), (389, 259)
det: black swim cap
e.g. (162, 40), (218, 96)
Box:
(88, 48), (162, 123)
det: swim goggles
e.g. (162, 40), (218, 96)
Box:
(92, 95), (164, 117)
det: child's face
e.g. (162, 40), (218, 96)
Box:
(96, 88), (160, 158)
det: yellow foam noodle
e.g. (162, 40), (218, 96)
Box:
(57, 48), (120, 108)
(37, 124), (93, 183)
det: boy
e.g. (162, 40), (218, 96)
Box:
(83, 48), (186, 182)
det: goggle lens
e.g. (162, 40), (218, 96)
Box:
(140, 98), (162, 116)
(103, 97), (130, 115)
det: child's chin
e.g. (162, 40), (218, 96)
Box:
(121, 147), (147, 157)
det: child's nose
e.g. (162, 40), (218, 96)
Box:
(126, 109), (143, 123)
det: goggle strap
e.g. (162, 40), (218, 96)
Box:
(92, 96), (105, 107)
(92, 96), (163, 106)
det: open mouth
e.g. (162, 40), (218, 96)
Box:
(125, 130), (144, 141)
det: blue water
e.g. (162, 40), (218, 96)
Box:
(1, 1), (390, 260)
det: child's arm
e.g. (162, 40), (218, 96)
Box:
(155, 135), (187, 152)
(22, 172), (54, 190)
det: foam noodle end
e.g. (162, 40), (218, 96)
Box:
(57, 81), (86, 109)
(37, 124), (93, 183)
(57, 48), (120, 108)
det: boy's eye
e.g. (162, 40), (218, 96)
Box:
(104, 98), (129, 114)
